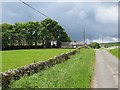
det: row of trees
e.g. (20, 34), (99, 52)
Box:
(1, 18), (71, 48)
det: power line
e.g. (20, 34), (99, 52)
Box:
(19, 0), (74, 31)
(19, 0), (50, 18)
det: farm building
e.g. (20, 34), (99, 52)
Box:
(61, 41), (84, 48)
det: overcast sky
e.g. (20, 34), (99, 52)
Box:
(1, 1), (118, 43)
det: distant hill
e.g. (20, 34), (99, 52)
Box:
(100, 42), (120, 47)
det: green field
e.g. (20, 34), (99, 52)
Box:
(10, 48), (94, 88)
(109, 48), (120, 60)
(2, 49), (72, 72)
(101, 42), (120, 48)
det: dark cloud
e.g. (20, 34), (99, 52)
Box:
(2, 2), (118, 43)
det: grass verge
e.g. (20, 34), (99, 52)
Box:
(109, 48), (120, 60)
(2, 49), (72, 72)
(10, 48), (94, 88)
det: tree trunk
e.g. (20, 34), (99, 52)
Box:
(35, 41), (37, 49)
(42, 40), (45, 48)
(45, 40), (50, 48)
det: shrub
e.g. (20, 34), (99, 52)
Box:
(88, 42), (101, 49)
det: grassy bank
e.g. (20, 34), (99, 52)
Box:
(0, 52), (2, 72)
(2, 49), (72, 72)
(109, 48), (120, 60)
(10, 48), (94, 88)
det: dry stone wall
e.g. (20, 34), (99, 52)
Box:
(1, 47), (81, 88)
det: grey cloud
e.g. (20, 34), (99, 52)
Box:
(2, 2), (118, 43)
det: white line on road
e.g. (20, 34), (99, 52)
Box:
(106, 63), (118, 86)
(106, 64), (115, 74)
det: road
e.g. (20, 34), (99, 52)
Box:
(92, 49), (119, 88)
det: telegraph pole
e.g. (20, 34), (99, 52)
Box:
(83, 28), (85, 46)
(101, 35), (103, 44)
(101, 35), (103, 47)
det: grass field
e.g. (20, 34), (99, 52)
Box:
(100, 42), (120, 48)
(109, 48), (120, 60)
(10, 48), (94, 88)
(2, 49), (72, 72)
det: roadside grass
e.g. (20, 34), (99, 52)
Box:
(109, 48), (120, 60)
(2, 49), (72, 72)
(10, 48), (95, 88)
(0, 51), (2, 72)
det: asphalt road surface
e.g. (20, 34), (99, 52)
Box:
(92, 49), (119, 88)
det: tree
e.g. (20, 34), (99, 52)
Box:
(12, 22), (24, 46)
(88, 42), (101, 49)
(1, 18), (71, 49)
(40, 18), (71, 48)
(2, 23), (13, 47)
(32, 22), (41, 48)
(53, 24), (71, 47)
(40, 18), (55, 48)
(24, 22), (35, 46)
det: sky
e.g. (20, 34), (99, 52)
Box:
(1, 0), (119, 43)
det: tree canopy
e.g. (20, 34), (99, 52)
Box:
(1, 18), (71, 49)
(88, 42), (101, 49)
